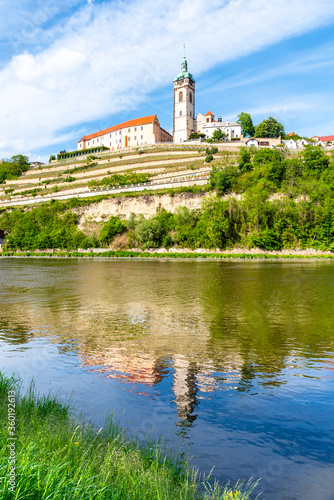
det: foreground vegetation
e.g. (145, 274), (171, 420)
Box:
(0, 372), (257, 499)
(1, 146), (334, 252)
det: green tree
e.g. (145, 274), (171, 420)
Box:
(212, 128), (226, 142)
(0, 155), (30, 184)
(210, 164), (239, 192)
(188, 132), (206, 139)
(237, 112), (255, 137)
(99, 216), (126, 245)
(135, 218), (166, 248)
(238, 147), (253, 174)
(255, 116), (285, 138)
(302, 145), (329, 172)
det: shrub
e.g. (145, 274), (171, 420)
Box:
(210, 165), (239, 192)
(206, 146), (218, 155)
(99, 216), (126, 245)
(250, 229), (282, 251)
(135, 218), (166, 248)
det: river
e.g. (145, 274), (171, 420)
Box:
(0, 258), (333, 499)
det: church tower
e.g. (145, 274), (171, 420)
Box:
(173, 55), (195, 143)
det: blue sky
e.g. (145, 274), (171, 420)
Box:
(1, 0), (334, 161)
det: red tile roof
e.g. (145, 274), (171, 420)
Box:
(320, 135), (334, 142)
(205, 111), (214, 116)
(79, 115), (158, 142)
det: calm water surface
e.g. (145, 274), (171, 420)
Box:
(0, 258), (334, 500)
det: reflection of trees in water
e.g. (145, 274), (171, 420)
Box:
(0, 318), (33, 346)
(1, 260), (334, 400)
(201, 263), (334, 392)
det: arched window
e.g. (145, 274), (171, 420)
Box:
(189, 92), (193, 103)
(179, 91), (183, 102)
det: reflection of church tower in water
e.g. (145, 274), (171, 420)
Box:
(173, 53), (195, 143)
(172, 355), (198, 426)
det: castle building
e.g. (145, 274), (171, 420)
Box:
(76, 57), (242, 152)
(77, 115), (172, 151)
(196, 112), (242, 140)
(173, 56), (241, 142)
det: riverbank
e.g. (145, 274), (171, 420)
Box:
(0, 372), (256, 499)
(1, 248), (334, 259)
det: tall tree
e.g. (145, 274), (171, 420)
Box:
(212, 128), (226, 142)
(237, 112), (255, 137)
(255, 116), (285, 138)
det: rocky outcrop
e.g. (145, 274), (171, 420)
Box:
(77, 192), (210, 227)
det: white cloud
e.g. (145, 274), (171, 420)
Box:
(1, 0), (334, 157)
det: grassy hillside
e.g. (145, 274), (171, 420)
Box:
(1, 145), (334, 252)
(0, 145), (214, 202)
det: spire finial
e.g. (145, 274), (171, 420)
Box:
(181, 45), (187, 72)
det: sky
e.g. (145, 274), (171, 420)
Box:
(1, 0), (334, 162)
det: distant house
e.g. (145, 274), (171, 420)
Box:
(245, 138), (259, 147)
(286, 132), (296, 137)
(312, 135), (334, 145)
(319, 135), (334, 145)
(245, 137), (281, 148)
(297, 139), (312, 148)
(283, 139), (297, 149)
(30, 161), (44, 168)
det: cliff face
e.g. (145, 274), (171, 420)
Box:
(76, 192), (209, 227)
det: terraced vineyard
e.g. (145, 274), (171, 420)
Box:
(0, 144), (222, 206)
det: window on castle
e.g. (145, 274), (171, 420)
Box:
(134, 127), (137, 131)
(206, 118), (209, 123)
(189, 92), (192, 103)
(141, 126), (143, 130)
(179, 91), (183, 102)
(180, 111), (182, 116)
(190, 111), (192, 116)
(128, 128), (130, 132)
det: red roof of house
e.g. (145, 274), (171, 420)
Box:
(79, 115), (158, 142)
(286, 132), (296, 136)
(319, 135), (334, 142)
(205, 111), (214, 116)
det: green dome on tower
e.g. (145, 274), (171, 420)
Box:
(174, 55), (195, 83)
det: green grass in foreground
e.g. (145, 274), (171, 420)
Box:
(0, 372), (259, 499)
